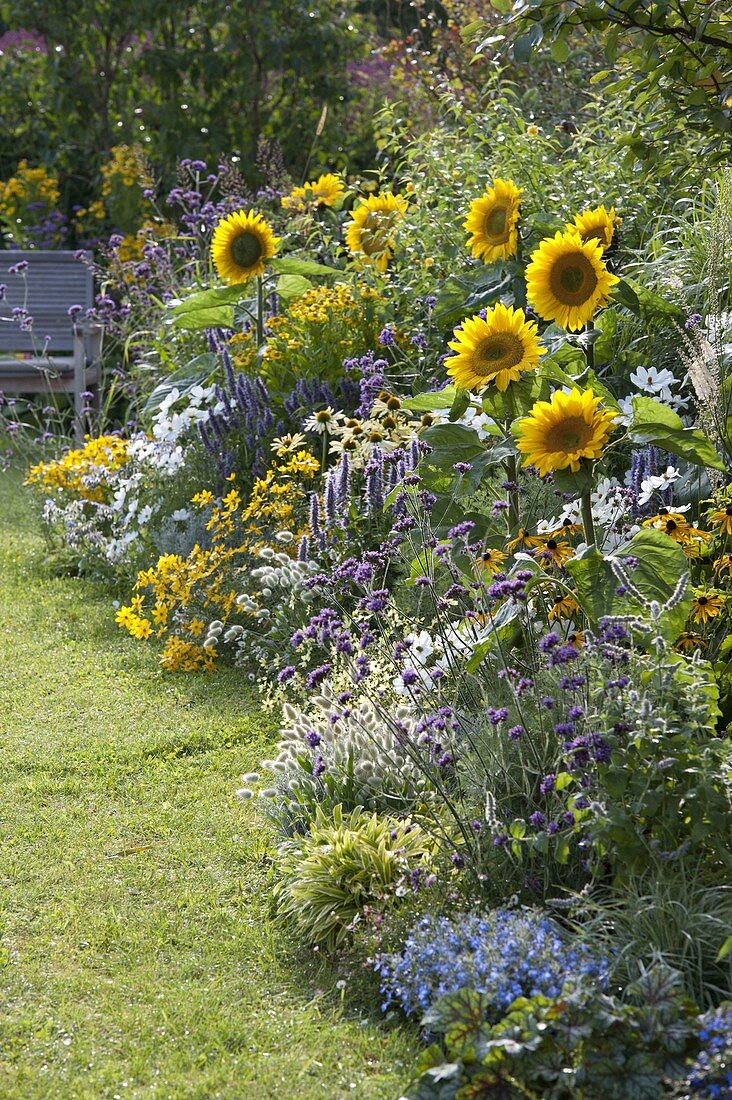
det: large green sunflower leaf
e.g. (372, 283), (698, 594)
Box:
(269, 257), (340, 277)
(166, 284), (251, 330)
(629, 395), (724, 470)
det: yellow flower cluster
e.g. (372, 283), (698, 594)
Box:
(117, 454), (319, 671)
(26, 435), (130, 503)
(0, 160), (60, 220)
(101, 144), (153, 197)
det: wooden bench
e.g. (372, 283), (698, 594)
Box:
(0, 250), (103, 442)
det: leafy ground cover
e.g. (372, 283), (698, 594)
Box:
(0, 467), (416, 1099)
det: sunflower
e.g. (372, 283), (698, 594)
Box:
(282, 173), (344, 211)
(477, 547), (508, 575)
(345, 192), (409, 271)
(515, 387), (617, 476)
(526, 230), (619, 331)
(710, 506), (732, 536)
(445, 303), (545, 393)
(211, 209), (279, 283)
(548, 593), (580, 621)
(567, 205), (617, 252)
(464, 179), (523, 263)
(690, 591), (724, 624)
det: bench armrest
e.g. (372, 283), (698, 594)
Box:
(72, 320), (104, 364)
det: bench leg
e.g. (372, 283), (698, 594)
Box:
(72, 327), (86, 444)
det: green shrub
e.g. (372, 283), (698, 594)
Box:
(274, 805), (435, 949)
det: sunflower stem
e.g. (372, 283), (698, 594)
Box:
(256, 275), (265, 349)
(580, 489), (596, 548)
(505, 451), (519, 530)
(584, 320), (595, 373)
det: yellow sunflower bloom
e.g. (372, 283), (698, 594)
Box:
(282, 173), (344, 211)
(690, 591), (724, 624)
(464, 178), (523, 263)
(526, 230), (619, 331)
(477, 547), (508, 575)
(345, 192), (409, 271)
(710, 506), (732, 536)
(567, 205), (617, 252)
(211, 209), (279, 284)
(515, 387), (617, 476)
(445, 303), (545, 393)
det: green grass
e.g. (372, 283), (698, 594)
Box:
(0, 469), (416, 1099)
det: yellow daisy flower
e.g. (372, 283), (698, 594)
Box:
(567, 205), (617, 252)
(463, 178), (523, 263)
(710, 506), (732, 536)
(477, 547), (508, 575)
(526, 230), (619, 331)
(445, 303), (545, 393)
(515, 387), (617, 476)
(211, 209), (279, 284)
(642, 511), (693, 544)
(548, 593), (580, 620)
(690, 591), (724, 624)
(345, 192), (409, 271)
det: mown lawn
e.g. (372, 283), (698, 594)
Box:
(0, 468), (415, 1099)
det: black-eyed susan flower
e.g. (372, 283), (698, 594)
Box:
(515, 387), (617, 476)
(713, 554), (732, 578)
(532, 538), (575, 569)
(566, 205), (617, 252)
(642, 511), (693, 544)
(506, 528), (533, 553)
(345, 192), (408, 271)
(211, 209), (279, 283)
(445, 303), (545, 393)
(548, 593), (580, 621)
(526, 230), (619, 331)
(710, 505), (732, 536)
(690, 590), (724, 624)
(477, 547), (508, 575)
(675, 632), (705, 653)
(463, 178), (523, 263)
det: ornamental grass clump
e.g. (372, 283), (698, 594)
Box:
(377, 908), (606, 1020)
(274, 805), (435, 950)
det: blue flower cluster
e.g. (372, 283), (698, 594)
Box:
(376, 907), (606, 1020)
(684, 1008), (732, 1099)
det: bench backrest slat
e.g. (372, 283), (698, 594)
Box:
(0, 250), (94, 354)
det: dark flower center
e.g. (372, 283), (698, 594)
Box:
(230, 231), (263, 269)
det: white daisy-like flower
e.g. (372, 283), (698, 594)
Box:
(302, 407), (345, 435)
(629, 365), (678, 394)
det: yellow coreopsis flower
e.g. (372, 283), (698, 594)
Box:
(445, 303), (545, 393)
(211, 209), (279, 283)
(526, 230), (619, 331)
(464, 179), (523, 263)
(515, 387), (617, 476)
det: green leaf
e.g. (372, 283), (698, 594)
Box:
(420, 424), (486, 467)
(269, 257), (340, 277)
(615, 277), (681, 319)
(403, 387), (460, 412)
(716, 935), (732, 963)
(629, 396), (724, 470)
(167, 284), (249, 330)
(276, 273), (312, 301)
(433, 268), (513, 328)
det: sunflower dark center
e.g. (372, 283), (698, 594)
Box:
(699, 596), (709, 605)
(666, 520), (677, 532)
(545, 416), (593, 453)
(360, 212), (394, 255)
(230, 230), (263, 269)
(472, 333), (524, 376)
(484, 204), (509, 242)
(550, 252), (598, 305)
(547, 540), (558, 550)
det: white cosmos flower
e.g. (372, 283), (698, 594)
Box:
(629, 366), (678, 393)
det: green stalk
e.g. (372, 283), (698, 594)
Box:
(506, 453), (519, 530)
(580, 488), (596, 548)
(256, 275), (265, 349)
